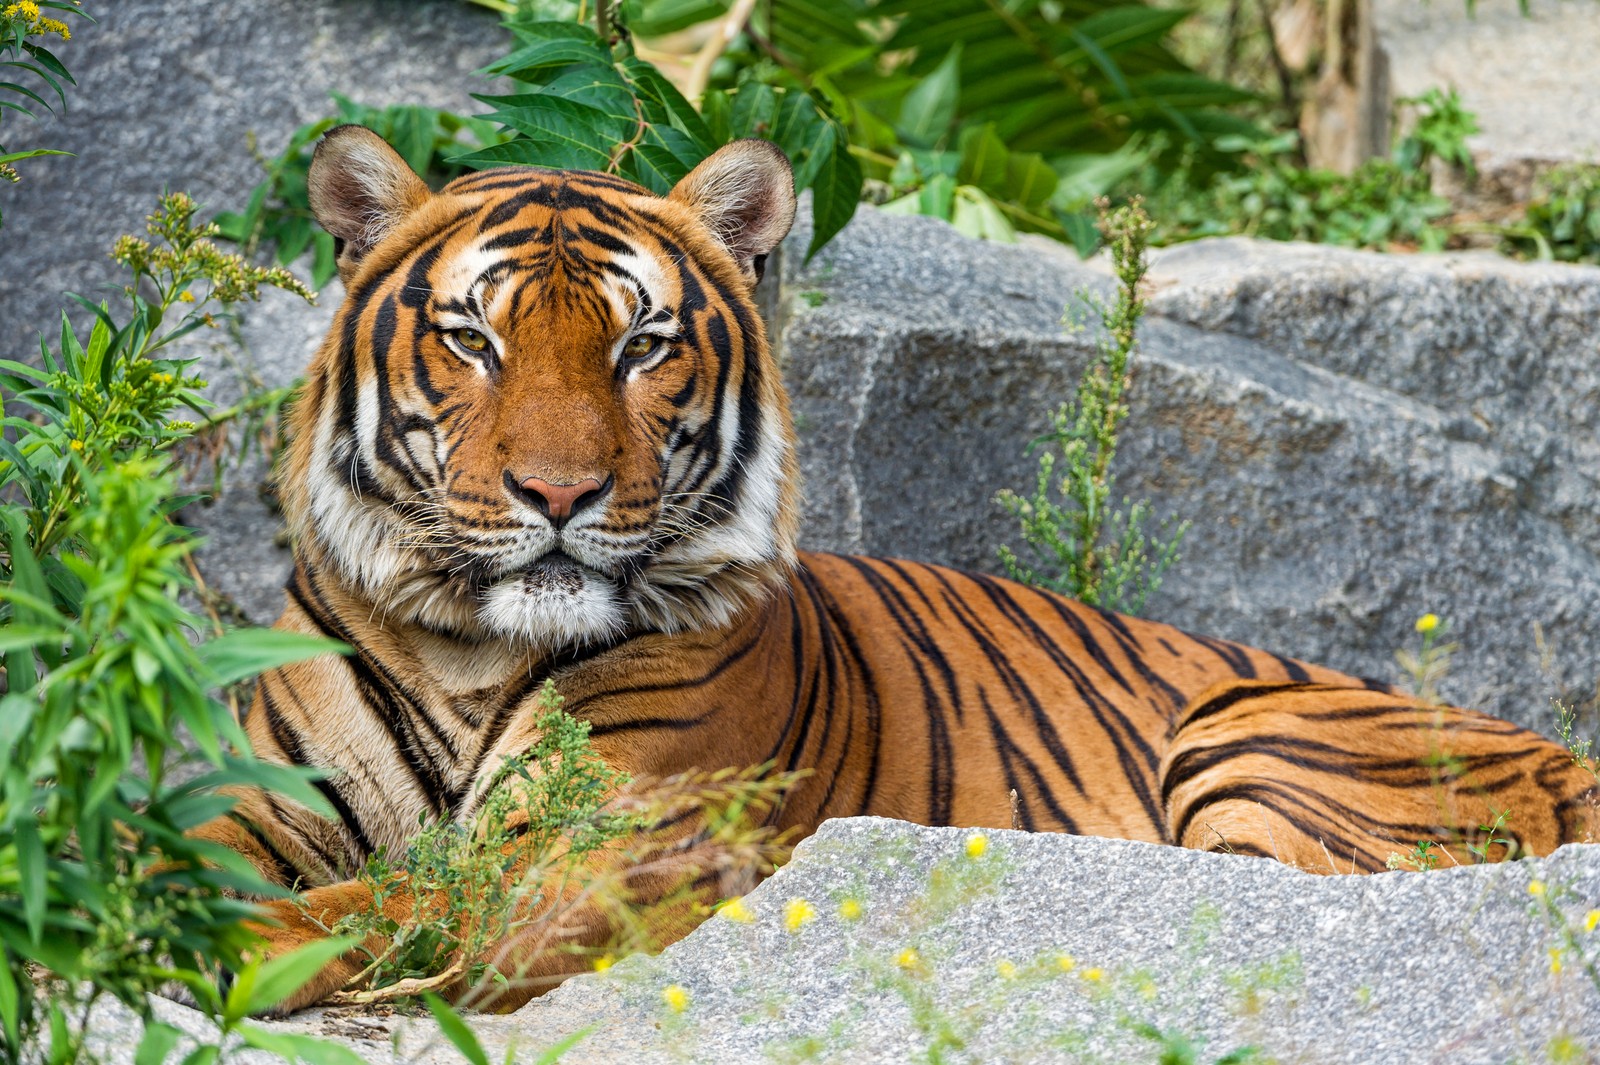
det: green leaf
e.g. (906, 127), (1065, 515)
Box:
(806, 125), (863, 260)
(238, 1026), (371, 1065)
(196, 630), (347, 687)
(956, 123), (1008, 191)
(239, 936), (360, 1017)
(484, 37), (610, 79)
(178, 1046), (219, 1065)
(424, 993), (490, 1065)
(134, 1022), (185, 1065)
(896, 44), (961, 148)
(0, 958), (18, 1050)
(16, 819), (45, 944)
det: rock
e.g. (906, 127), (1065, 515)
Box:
(781, 209), (1600, 731)
(73, 819), (1600, 1064)
(1372, 0), (1600, 205)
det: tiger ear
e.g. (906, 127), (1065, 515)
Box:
(307, 125), (432, 274)
(670, 139), (796, 285)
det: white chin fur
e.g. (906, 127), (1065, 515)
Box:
(476, 570), (626, 647)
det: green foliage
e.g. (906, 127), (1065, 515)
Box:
(997, 200), (1188, 615)
(1147, 131), (1453, 250)
(327, 681), (637, 999)
(0, 195), (333, 1064)
(707, 0), (1256, 251)
(464, 6), (861, 260)
(1504, 163), (1600, 264)
(216, 94), (511, 288)
(0, 0), (89, 225)
(1392, 87), (1479, 176)
(322, 679), (798, 1008)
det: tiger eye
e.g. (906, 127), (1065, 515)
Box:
(454, 327), (489, 352)
(623, 335), (656, 359)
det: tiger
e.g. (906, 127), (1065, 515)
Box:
(193, 124), (1600, 1013)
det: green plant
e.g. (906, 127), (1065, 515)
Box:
(0, 0), (89, 227)
(1385, 839), (1442, 873)
(1392, 87), (1479, 176)
(1396, 612), (1457, 705)
(216, 94), (511, 288)
(1503, 163), (1600, 265)
(316, 679), (799, 1010)
(0, 194), (338, 1064)
(997, 199), (1188, 614)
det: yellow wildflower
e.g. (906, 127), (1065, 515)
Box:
(177, 291), (196, 303)
(661, 984), (690, 1013)
(965, 833), (989, 859)
(1137, 977), (1158, 1000)
(1585, 910), (1600, 933)
(1529, 880), (1547, 897)
(1055, 953), (1076, 973)
(996, 960), (1017, 980)
(895, 948), (921, 971)
(67, 439), (83, 452)
(1415, 613), (1440, 634)
(720, 897), (755, 924)
(1550, 947), (1564, 975)
(592, 954), (615, 972)
(784, 897), (816, 933)
(1083, 967), (1105, 983)
(838, 898), (862, 922)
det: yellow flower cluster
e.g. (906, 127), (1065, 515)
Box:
(1586, 909), (1600, 933)
(895, 947), (921, 971)
(784, 897), (816, 933)
(719, 897), (755, 924)
(995, 960), (1017, 980)
(592, 953), (615, 972)
(1414, 613), (1440, 634)
(965, 833), (989, 859)
(661, 984), (690, 1013)
(838, 898), (862, 922)
(1528, 879), (1546, 897)
(3, 1), (71, 40)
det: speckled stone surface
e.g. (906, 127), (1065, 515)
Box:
(78, 819), (1600, 1064)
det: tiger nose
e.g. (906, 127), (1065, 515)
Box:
(509, 473), (610, 525)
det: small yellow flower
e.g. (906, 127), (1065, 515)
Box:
(995, 960), (1017, 979)
(838, 898), (862, 922)
(784, 897), (816, 933)
(1415, 613), (1440, 634)
(1585, 910), (1600, 933)
(1529, 880), (1547, 897)
(1137, 977), (1158, 1000)
(1055, 953), (1076, 973)
(719, 897), (755, 924)
(592, 953), (615, 972)
(1083, 967), (1105, 983)
(965, 833), (989, 859)
(895, 948), (921, 971)
(177, 291), (196, 303)
(661, 984), (689, 1013)
(67, 439), (83, 452)
(1550, 947), (1564, 975)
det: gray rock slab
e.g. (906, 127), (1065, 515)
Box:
(781, 208), (1600, 731)
(71, 821), (1600, 1064)
(1373, 0), (1600, 200)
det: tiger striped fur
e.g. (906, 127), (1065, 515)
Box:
(194, 126), (1598, 1012)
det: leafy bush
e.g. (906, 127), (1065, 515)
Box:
(1505, 163), (1600, 264)
(0, 0), (90, 227)
(996, 199), (1187, 615)
(0, 194), (335, 1064)
(319, 680), (800, 1010)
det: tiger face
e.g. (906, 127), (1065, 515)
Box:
(281, 127), (800, 650)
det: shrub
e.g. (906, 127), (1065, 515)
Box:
(997, 199), (1187, 615)
(0, 194), (333, 1064)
